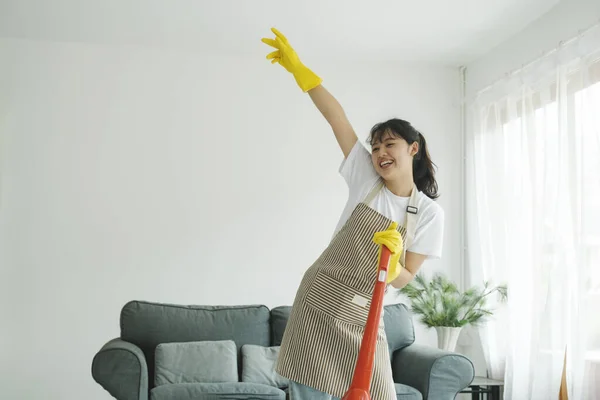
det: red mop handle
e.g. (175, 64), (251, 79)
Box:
(342, 246), (392, 400)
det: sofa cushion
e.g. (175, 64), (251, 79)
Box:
(382, 303), (415, 355)
(150, 382), (286, 400)
(280, 384), (421, 400)
(270, 307), (290, 346)
(120, 301), (271, 387)
(155, 340), (238, 386)
(241, 345), (289, 388)
(395, 383), (423, 399)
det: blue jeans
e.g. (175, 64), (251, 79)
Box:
(288, 381), (341, 400)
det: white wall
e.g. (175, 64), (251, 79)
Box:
(0, 38), (461, 400)
(466, 0), (600, 97)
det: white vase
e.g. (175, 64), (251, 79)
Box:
(435, 326), (462, 351)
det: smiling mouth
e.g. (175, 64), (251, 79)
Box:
(379, 160), (394, 168)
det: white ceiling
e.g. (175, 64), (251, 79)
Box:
(0, 0), (560, 65)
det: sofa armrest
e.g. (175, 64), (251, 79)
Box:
(392, 344), (474, 400)
(92, 338), (148, 400)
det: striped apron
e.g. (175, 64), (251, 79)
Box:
(276, 180), (419, 400)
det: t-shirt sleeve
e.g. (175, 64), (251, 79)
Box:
(339, 141), (379, 192)
(408, 204), (444, 259)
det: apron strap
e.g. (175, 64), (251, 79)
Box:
(404, 184), (419, 249)
(362, 180), (384, 206)
(362, 179), (419, 249)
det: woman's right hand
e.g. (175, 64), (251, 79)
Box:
(261, 28), (322, 93)
(261, 28), (357, 158)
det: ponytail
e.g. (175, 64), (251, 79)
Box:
(413, 132), (439, 199)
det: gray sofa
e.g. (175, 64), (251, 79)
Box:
(92, 301), (474, 400)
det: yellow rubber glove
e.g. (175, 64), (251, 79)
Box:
(261, 28), (323, 93)
(372, 222), (404, 284)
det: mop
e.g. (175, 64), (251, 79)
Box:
(342, 225), (398, 400)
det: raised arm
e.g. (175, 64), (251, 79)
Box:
(262, 28), (358, 158)
(307, 86), (358, 158)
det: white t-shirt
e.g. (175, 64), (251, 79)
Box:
(333, 141), (445, 260)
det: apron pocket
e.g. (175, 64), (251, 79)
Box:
(304, 270), (372, 327)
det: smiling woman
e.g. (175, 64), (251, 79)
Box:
(331, 118), (445, 290)
(261, 27), (446, 400)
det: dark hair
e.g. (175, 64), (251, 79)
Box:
(367, 118), (439, 199)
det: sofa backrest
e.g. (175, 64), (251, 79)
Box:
(270, 303), (415, 357)
(118, 300), (415, 389)
(120, 301), (271, 386)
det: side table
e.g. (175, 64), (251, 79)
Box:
(460, 376), (504, 400)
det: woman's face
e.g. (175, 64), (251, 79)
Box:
(371, 132), (417, 180)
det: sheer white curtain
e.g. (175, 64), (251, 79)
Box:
(466, 25), (600, 400)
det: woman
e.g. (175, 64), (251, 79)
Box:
(261, 28), (444, 400)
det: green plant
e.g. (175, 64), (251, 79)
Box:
(399, 273), (508, 328)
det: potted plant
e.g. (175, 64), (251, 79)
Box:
(398, 272), (508, 351)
